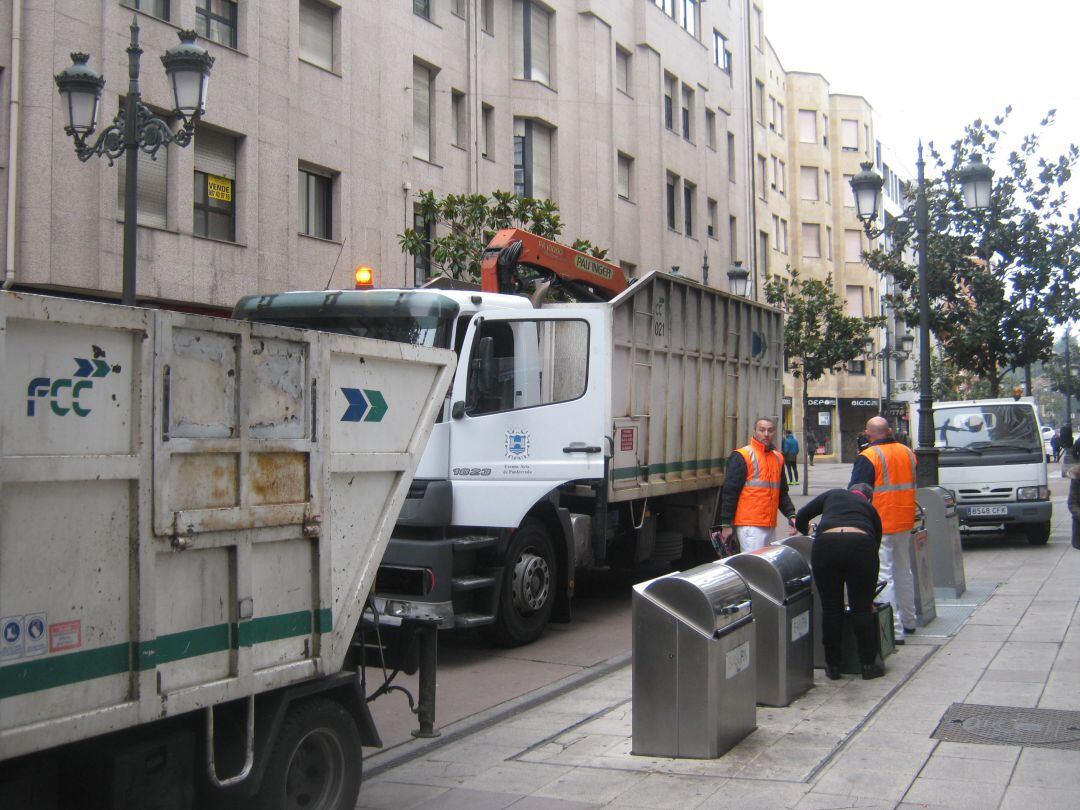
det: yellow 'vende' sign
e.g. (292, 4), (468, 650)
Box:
(207, 174), (233, 202)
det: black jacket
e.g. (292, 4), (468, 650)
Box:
(795, 489), (882, 541)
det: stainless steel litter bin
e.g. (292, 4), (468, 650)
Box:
(910, 504), (937, 626)
(774, 535), (824, 670)
(723, 546), (814, 707)
(631, 563), (757, 759)
(917, 486), (966, 599)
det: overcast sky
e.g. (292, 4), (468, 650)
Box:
(764, 0), (1080, 183)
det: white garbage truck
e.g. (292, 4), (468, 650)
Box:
(0, 291), (454, 808)
(234, 229), (784, 648)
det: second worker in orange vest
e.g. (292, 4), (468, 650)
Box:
(718, 417), (798, 552)
(849, 415), (918, 643)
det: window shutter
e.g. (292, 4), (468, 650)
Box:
(532, 123), (551, 200)
(118, 147), (168, 229)
(412, 64), (431, 161)
(512, 1), (525, 78)
(195, 128), (236, 178)
(300, 0), (334, 70)
(841, 119), (859, 150)
(531, 5), (550, 85)
(798, 109), (816, 143)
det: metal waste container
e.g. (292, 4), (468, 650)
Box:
(909, 504), (937, 626)
(632, 563), (756, 759)
(774, 535), (824, 670)
(723, 546), (814, 707)
(918, 486), (966, 598)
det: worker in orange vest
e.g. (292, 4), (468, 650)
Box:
(717, 417), (798, 552)
(849, 415), (918, 644)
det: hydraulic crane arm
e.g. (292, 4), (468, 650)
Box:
(479, 228), (628, 302)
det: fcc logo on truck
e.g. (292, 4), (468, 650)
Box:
(26, 353), (117, 418)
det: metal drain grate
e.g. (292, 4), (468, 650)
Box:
(932, 703), (1080, 751)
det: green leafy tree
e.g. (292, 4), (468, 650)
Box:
(864, 108), (1080, 397)
(765, 270), (884, 493)
(398, 190), (607, 283)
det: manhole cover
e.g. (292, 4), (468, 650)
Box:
(933, 703), (1080, 750)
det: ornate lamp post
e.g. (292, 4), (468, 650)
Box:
(727, 261), (750, 297)
(850, 147), (992, 485)
(54, 17), (214, 306)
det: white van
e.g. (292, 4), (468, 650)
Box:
(912, 397), (1051, 545)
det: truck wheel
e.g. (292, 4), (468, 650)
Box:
(484, 519), (556, 647)
(254, 697), (362, 810)
(1026, 522), (1052, 545)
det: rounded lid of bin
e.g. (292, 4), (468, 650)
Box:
(639, 562), (752, 636)
(722, 545), (811, 602)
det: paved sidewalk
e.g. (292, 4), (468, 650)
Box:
(357, 465), (1080, 809)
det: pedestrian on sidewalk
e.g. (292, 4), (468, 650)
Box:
(795, 483), (885, 680)
(782, 429), (800, 484)
(717, 417), (798, 552)
(849, 416), (918, 645)
(1068, 465), (1080, 550)
(807, 428), (817, 467)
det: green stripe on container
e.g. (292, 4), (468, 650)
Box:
(235, 610), (313, 648)
(0, 642), (130, 699)
(612, 457), (727, 480)
(316, 608), (332, 634)
(151, 624), (231, 667)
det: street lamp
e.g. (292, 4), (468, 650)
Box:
(55, 17), (214, 306)
(850, 146), (993, 485)
(727, 261), (750, 297)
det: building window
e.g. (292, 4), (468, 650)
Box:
(756, 154), (766, 200)
(771, 214), (780, 250)
(770, 98), (784, 135)
(413, 208), (433, 285)
(683, 181), (695, 237)
(193, 127), (236, 242)
(413, 62), (435, 162)
(300, 0), (335, 71)
(841, 118), (859, 151)
(713, 30), (732, 73)
(845, 229), (863, 261)
(617, 153), (633, 200)
(681, 84), (693, 141)
(825, 226), (832, 259)
(513, 0), (552, 86)
(727, 131), (736, 181)
(707, 198), (718, 238)
(802, 223), (821, 258)
(615, 46), (631, 96)
(798, 109), (817, 144)
(654, 0), (675, 18)
(452, 0), (466, 17)
(822, 113), (829, 145)
(481, 0), (494, 33)
(666, 172), (679, 231)
(780, 219), (788, 254)
(118, 140), (168, 229)
(759, 230), (769, 276)
(126, 0), (170, 21)
(729, 215), (738, 260)
(800, 166), (818, 201)
(679, 0), (698, 36)
(753, 5), (763, 50)
(414, 0), (431, 20)
(299, 166), (333, 239)
(196, 0), (237, 48)
(481, 103), (494, 159)
(513, 118), (553, 199)
(705, 108), (716, 149)
(619, 260), (637, 278)
(451, 90), (466, 148)
(754, 80), (765, 125)
(824, 169), (831, 203)
(770, 157), (785, 194)
(663, 74), (676, 131)
(843, 174), (855, 207)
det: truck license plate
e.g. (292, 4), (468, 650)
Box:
(968, 505), (1008, 516)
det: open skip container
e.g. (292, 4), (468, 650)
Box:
(632, 563), (756, 759)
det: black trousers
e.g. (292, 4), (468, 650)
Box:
(811, 532), (880, 666)
(784, 454), (798, 482)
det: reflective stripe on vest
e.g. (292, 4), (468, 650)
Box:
(733, 443), (783, 527)
(869, 446), (917, 493)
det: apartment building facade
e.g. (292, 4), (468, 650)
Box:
(0, 0), (762, 311)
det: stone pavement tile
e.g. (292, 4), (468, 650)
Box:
(917, 753), (1013, 784)
(953, 623), (1013, 642)
(999, 784), (1080, 810)
(796, 792), (897, 809)
(456, 762), (573, 796)
(966, 594), (1035, 625)
(531, 765), (648, 804)
(828, 737), (934, 772)
(1049, 641), (1080, 672)
(583, 736), (754, 778)
(506, 799), (600, 810)
(378, 757), (489, 789)
(988, 641), (1060, 671)
(1009, 747), (1080, 788)
(811, 766), (914, 801)
(355, 780), (448, 809)
(964, 679), (1044, 708)
(864, 702), (950, 735)
(696, 779), (810, 810)
(980, 668), (1051, 684)
(410, 787), (521, 810)
(603, 772), (722, 808)
(520, 733), (626, 765)
(932, 740), (1021, 762)
(1009, 601), (1077, 642)
(901, 775), (1006, 809)
(423, 741), (524, 765)
(740, 744), (834, 781)
(1038, 671), (1080, 710)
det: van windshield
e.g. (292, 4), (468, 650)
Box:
(933, 404), (1040, 451)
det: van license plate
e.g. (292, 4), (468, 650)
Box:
(968, 505), (1007, 516)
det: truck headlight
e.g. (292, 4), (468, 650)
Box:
(1017, 486), (1049, 501)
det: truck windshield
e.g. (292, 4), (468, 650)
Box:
(933, 404), (1040, 451)
(232, 290), (459, 349)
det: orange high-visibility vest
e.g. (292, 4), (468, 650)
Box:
(733, 439), (784, 528)
(861, 441), (917, 533)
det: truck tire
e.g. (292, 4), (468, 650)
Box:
(483, 519), (556, 647)
(253, 697), (362, 810)
(1026, 521), (1052, 545)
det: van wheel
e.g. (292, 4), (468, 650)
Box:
(483, 519), (555, 647)
(1026, 522), (1051, 545)
(253, 697), (362, 810)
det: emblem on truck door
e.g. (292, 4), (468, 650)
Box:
(340, 387), (388, 423)
(506, 428), (531, 459)
(25, 354), (116, 417)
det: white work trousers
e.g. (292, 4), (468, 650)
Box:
(735, 525), (775, 552)
(879, 530), (916, 636)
